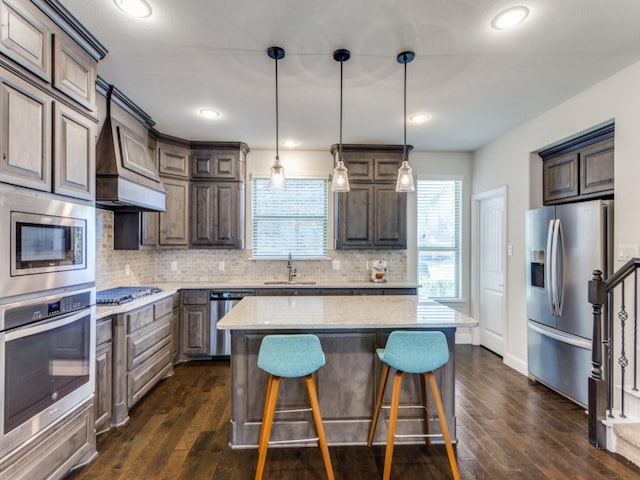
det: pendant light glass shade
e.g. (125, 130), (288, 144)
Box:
(395, 159), (414, 191)
(332, 49), (351, 192)
(332, 159), (350, 191)
(269, 156), (285, 189)
(268, 46), (286, 190)
(396, 51), (416, 193)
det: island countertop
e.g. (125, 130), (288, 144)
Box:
(218, 295), (478, 330)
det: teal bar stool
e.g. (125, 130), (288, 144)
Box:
(255, 334), (334, 480)
(367, 331), (459, 480)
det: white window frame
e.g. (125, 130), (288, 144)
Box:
(416, 175), (463, 300)
(251, 176), (329, 259)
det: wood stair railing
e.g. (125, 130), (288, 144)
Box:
(589, 257), (640, 448)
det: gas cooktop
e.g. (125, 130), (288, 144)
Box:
(96, 286), (162, 305)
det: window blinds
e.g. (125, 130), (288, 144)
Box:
(252, 178), (328, 258)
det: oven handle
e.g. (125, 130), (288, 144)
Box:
(3, 307), (92, 342)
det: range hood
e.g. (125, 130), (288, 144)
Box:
(95, 86), (166, 212)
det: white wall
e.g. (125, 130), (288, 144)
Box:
(472, 60), (640, 374)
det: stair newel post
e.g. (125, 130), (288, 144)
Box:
(588, 269), (607, 448)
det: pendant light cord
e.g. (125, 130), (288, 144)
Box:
(339, 58), (343, 161)
(403, 55), (407, 162)
(275, 55), (279, 160)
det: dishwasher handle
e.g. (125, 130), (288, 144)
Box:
(210, 290), (255, 300)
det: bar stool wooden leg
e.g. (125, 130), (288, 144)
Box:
(304, 374), (335, 480)
(419, 373), (431, 447)
(368, 363), (391, 446)
(427, 372), (460, 480)
(255, 375), (281, 480)
(383, 370), (405, 480)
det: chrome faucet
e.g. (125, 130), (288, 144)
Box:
(287, 253), (297, 282)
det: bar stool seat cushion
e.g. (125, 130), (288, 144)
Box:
(377, 331), (449, 374)
(258, 334), (326, 378)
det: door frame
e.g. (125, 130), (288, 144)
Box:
(471, 185), (508, 347)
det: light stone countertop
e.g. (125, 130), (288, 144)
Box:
(95, 281), (418, 319)
(154, 280), (419, 290)
(95, 288), (178, 318)
(217, 295), (478, 330)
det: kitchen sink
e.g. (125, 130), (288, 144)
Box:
(263, 281), (317, 285)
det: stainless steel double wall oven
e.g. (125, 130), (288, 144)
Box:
(0, 185), (96, 457)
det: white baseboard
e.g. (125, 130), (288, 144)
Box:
(504, 353), (528, 376)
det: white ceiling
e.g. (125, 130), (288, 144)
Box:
(61, 0), (640, 152)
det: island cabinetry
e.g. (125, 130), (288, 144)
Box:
(332, 145), (408, 249)
(180, 289), (211, 360)
(112, 296), (173, 427)
(0, 0), (103, 199)
(95, 316), (113, 435)
(541, 124), (614, 205)
(229, 328), (454, 448)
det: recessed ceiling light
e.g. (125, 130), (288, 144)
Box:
(491, 6), (529, 30)
(409, 113), (431, 123)
(199, 108), (220, 119)
(113, 0), (152, 18)
(282, 139), (299, 148)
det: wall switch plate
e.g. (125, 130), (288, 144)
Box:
(219, 261), (225, 271)
(170, 261), (177, 271)
(507, 244), (513, 256)
(125, 264), (130, 276)
(332, 260), (341, 270)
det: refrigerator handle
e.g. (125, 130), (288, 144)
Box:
(545, 219), (556, 315)
(555, 219), (564, 315)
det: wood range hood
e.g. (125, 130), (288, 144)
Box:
(95, 83), (166, 212)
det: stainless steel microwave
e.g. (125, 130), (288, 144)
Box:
(0, 185), (95, 300)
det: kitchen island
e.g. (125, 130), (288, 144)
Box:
(218, 295), (477, 448)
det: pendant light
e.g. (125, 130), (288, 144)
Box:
(332, 49), (351, 192)
(267, 46), (286, 189)
(396, 51), (415, 193)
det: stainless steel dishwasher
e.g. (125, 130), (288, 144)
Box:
(210, 290), (254, 357)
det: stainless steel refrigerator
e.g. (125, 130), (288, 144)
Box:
(526, 200), (613, 406)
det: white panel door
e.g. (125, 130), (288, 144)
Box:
(479, 193), (506, 355)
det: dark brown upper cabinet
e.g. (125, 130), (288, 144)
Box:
(540, 124), (614, 205)
(190, 143), (248, 181)
(332, 144), (409, 249)
(190, 181), (245, 248)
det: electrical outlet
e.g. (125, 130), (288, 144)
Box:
(125, 264), (130, 276)
(219, 261), (225, 271)
(617, 244), (639, 262)
(332, 260), (341, 270)
(170, 261), (177, 271)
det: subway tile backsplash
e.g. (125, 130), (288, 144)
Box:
(96, 209), (406, 290)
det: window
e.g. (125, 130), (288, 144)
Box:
(252, 178), (328, 258)
(417, 178), (462, 299)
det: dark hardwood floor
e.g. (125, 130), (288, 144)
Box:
(68, 346), (640, 479)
